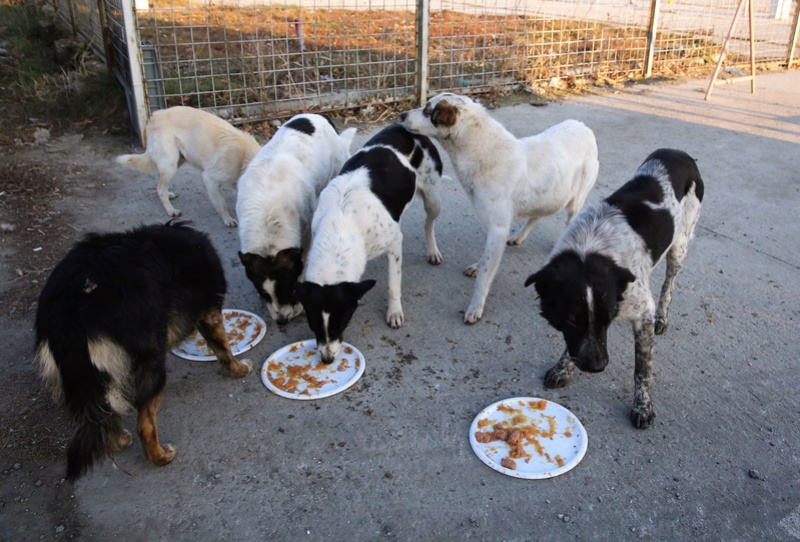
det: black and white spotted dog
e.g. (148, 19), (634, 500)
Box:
(525, 149), (704, 429)
(237, 114), (356, 325)
(294, 124), (444, 363)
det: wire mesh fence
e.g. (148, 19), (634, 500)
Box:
(46, 0), (800, 133)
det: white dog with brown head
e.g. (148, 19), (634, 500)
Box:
(401, 92), (599, 324)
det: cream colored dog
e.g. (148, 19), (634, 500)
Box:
(116, 106), (261, 227)
(402, 93), (599, 324)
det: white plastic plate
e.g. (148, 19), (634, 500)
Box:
(171, 309), (267, 361)
(469, 397), (588, 479)
(261, 339), (365, 400)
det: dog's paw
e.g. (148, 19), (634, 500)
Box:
(654, 319), (668, 335)
(506, 238), (522, 247)
(168, 208), (182, 217)
(543, 366), (572, 389)
(168, 192), (177, 200)
(463, 305), (483, 324)
(149, 444), (177, 466)
(111, 429), (133, 452)
(223, 217), (238, 228)
(231, 358), (253, 377)
(629, 404), (656, 429)
(427, 251), (443, 266)
(463, 265), (479, 278)
(386, 310), (404, 329)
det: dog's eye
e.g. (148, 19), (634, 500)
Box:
(422, 106), (431, 118)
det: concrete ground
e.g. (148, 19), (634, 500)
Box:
(2, 70), (799, 540)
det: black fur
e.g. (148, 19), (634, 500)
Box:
(339, 124), (442, 222)
(526, 252), (635, 373)
(284, 116), (316, 136)
(294, 280), (376, 363)
(35, 221), (250, 481)
(239, 248), (304, 324)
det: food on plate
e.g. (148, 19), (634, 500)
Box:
(500, 457), (517, 470)
(264, 342), (363, 398)
(474, 400), (565, 470)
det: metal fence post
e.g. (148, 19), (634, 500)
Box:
(788, 0), (800, 67)
(644, 0), (662, 77)
(415, 0), (430, 105)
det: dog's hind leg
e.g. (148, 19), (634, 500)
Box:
(507, 218), (539, 246)
(137, 387), (176, 466)
(197, 308), (253, 377)
(202, 169), (237, 227)
(151, 148), (182, 218)
(655, 195), (701, 334)
(385, 234), (405, 328)
(543, 349), (575, 389)
(630, 317), (656, 429)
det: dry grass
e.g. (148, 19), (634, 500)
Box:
(136, 0), (731, 115)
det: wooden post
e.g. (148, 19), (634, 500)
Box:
(705, 0), (756, 100)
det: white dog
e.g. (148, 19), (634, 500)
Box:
(401, 92), (599, 324)
(237, 114), (356, 325)
(294, 124), (444, 363)
(116, 106), (261, 227)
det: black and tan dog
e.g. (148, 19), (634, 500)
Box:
(525, 149), (704, 429)
(34, 221), (252, 481)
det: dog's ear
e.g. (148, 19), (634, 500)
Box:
(431, 102), (458, 128)
(347, 280), (376, 300)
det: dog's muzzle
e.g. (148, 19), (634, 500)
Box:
(571, 338), (609, 373)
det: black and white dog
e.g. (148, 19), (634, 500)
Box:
(35, 221), (252, 481)
(237, 114), (356, 325)
(525, 149), (704, 429)
(294, 124), (444, 363)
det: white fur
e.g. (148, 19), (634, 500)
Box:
(305, 166), (408, 328)
(116, 106), (261, 227)
(236, 115), (357, 323)
(402, 93), (599, 323)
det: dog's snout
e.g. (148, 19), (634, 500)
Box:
(571, 338), (609, 373)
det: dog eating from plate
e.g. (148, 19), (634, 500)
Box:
(236, 114), (357, 325)
(294, 124), (445, 363)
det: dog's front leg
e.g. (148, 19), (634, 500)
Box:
(197, 308), (253, 377)
(543, 348), (575, 388)
(385, 240), (404, 328)
(630, 317), (657, 429)
(464, 224), (508, 324)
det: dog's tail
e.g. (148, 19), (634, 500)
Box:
(115, 152), (157, 176)
(36, 336), (128, 482)
(66, 409), (124, 482)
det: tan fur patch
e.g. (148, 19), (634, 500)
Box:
(35, 341), (64, 404)
(87, 338), (133, 415)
